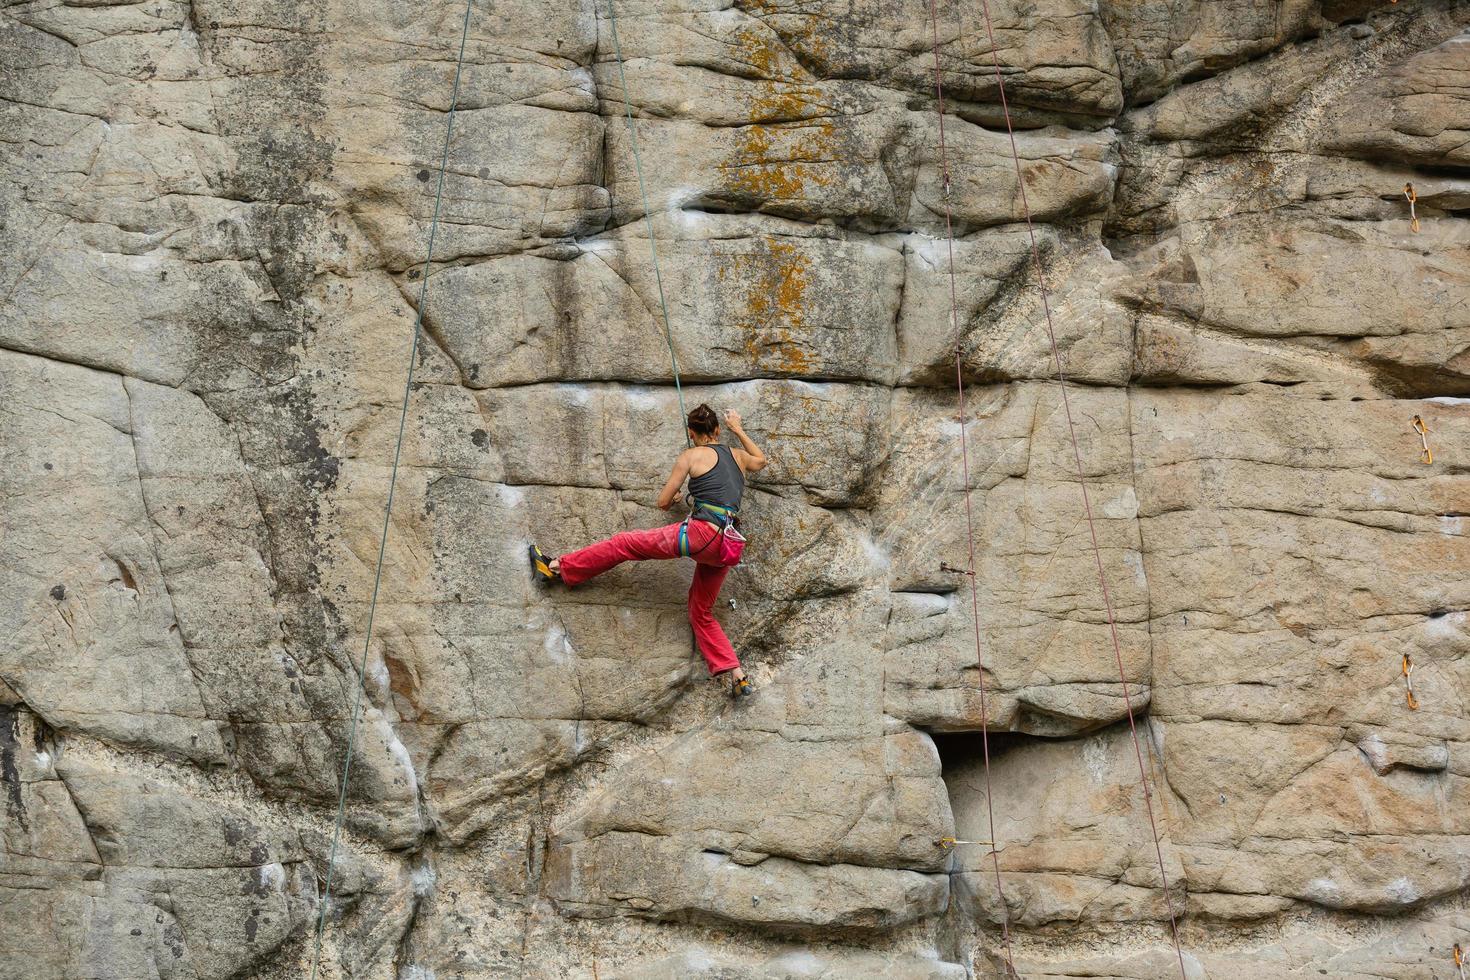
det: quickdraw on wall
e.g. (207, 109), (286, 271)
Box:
(1412, 415), (1433, 465)
(1454, 942), (1466, 979)
(937, 836), (994, 848)
(1403, 182), (1420, 233)
(1402, 654), (1419, 711)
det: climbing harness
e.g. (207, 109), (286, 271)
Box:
(1404, 182), (1420, 233)
(675, 518), (716, 558)
(689, 498), (739, 529)
(1412, 415), (1433, 465)
(1402, 654), (1419, 710)
(677, 499), (746, 566)
(306, 1), (476, 977)
(924, 3), (1015, 971)
(959, 0), (1190, 973)
(602, 0), (689, 442)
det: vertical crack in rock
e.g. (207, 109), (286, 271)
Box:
(0, 704), (29, 834)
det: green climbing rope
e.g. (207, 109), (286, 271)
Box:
(602, 0), (690, 444)
(307, 0), (475, 975)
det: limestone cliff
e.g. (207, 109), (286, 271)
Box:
(3, 0), (1469, 977)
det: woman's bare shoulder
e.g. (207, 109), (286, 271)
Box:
(685, 444), (718, 473)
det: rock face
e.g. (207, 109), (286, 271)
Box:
(2, 0), (1468, 977)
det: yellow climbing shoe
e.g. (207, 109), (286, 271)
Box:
(528, 544), (558, 584)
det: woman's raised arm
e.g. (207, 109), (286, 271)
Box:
(724, 410), (767, 473)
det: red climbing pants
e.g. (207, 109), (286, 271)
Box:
(557, 520), (740, 675)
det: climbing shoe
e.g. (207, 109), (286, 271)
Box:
(528, 544), (558, 584)
(730, 672), (752, 699)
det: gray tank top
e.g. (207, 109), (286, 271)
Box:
(686, 443), (744, 511)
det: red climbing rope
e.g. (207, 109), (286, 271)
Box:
(924, 2), (1016, 973)
(967, 0), (1189, 974)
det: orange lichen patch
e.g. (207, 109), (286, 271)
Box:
(718, 236), (819, 375)
(713, 20), (845, 377)
(720, 27), (837, 205)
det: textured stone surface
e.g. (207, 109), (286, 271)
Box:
(4, 0), (1470, 977)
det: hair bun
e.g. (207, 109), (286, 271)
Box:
(687, 403), (718, 436)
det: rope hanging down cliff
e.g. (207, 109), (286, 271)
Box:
(967, 0), (1190, 972)
(923, 2), (1016, 973)
(307, 0), (475, 975)
(603, 0), (691, 445)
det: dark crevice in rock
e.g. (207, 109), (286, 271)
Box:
(0, 704), (28, 834)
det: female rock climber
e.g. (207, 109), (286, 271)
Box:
(527, 404), (767, 697)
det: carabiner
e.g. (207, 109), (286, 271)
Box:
(1411, 415), (1433, 465)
